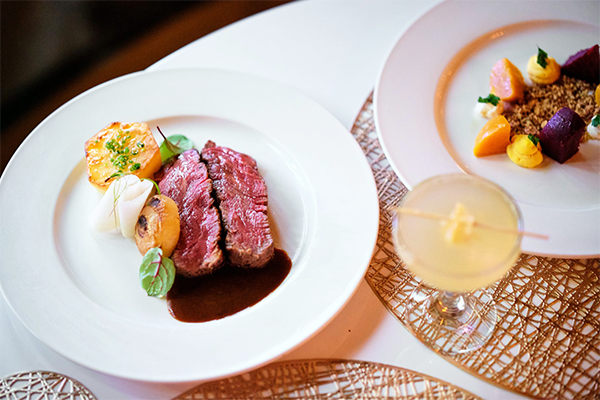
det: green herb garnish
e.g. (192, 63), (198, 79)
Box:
(106, 171), (123, 181)
(109, 177), (128, 228)
(592, 114), (600, 127)
(143, 178), (161, 195)
(478, 93), (501, 106)
(527, 134), (540, 146)
(157, 126), (194, 162)
(104, 131), (143, 172)
(139, 247), (175, 297)
(537, 47), (548, 69)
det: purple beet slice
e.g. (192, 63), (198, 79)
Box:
(561, 44), (599, 84)
(201, 141), (274, 268)
(156, 149), (224, 277)
(539, 107), (586, 163)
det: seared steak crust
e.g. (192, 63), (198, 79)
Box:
(156, 149), (223, 277)
(201, 141), (274, 268)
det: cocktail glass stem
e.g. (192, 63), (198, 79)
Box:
(433, 291), (466, 319)
(405, 284), (498, 355)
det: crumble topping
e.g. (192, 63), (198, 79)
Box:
(504, 75), (599, 138)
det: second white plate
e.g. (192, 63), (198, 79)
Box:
(375, 0), (599, 258)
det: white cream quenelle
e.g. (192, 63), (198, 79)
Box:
(89, 175), (154, 238)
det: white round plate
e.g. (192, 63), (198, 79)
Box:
(375, 0), (599, 258)
(0, 69), (379, 382)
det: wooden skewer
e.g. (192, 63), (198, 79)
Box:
(395, 207), (549, 240)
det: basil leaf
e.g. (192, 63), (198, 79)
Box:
(592, 114), (600, 127)
(477, 93), (500, 106)
(157, 126), (194, 162)
(139, 247), (175, 297)
(537, 47), (548, 69)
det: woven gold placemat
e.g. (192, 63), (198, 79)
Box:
(175, 359), (481, 399)
(354, 93), (600, 400)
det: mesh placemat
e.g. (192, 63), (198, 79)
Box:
(0, 371), (96, 400)
(354, 93), (600, 399)
(175, 359), (480, 399)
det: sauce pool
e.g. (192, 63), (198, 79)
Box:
(167, 249), (292, 322)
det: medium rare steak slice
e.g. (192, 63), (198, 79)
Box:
(156, 149), (223, 277)
(201, 141), (274, 268)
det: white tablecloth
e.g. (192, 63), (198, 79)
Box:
(1, 1), (525, 398)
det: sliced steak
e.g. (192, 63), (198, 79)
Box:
(156, 149), (223, 277)
(201, 141), (274, 268)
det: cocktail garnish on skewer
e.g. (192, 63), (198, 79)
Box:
(395, 205), (549, 241)
(443, 203), (475, 243)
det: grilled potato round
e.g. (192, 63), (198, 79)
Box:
(85, 122), (161, 192)
(135, 195), (180, 257)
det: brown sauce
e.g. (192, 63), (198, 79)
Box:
(167, 248), (292, 323)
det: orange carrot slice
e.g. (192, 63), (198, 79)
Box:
(490, 58), (525, 102)
(474, 115), (511, 157)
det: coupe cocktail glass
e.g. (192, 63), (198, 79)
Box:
(392, 173), (523, 355)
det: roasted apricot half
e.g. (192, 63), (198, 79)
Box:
(474, 115), (511, 157)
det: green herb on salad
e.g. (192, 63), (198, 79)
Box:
(477, 93), (501, 107)
(537, 47), (548, 69)
(527, 134), (540, 146)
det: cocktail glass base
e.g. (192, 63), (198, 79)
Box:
(404, 284), (497, 356)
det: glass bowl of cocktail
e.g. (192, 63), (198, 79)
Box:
(392, 173), (530, 355)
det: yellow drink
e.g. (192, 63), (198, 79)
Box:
(393, 174), (522, 292)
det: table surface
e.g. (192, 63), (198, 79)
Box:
(1, 1), (527, 398)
